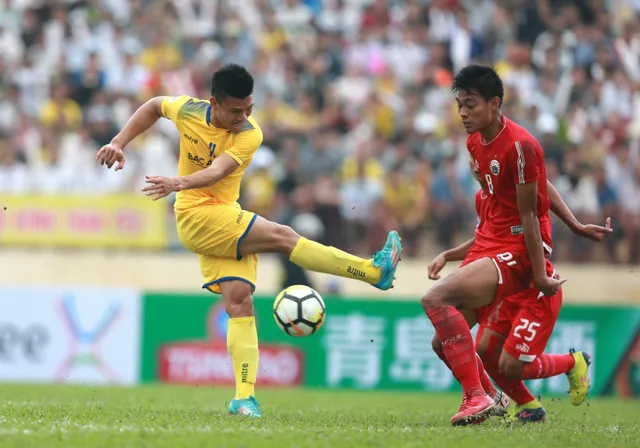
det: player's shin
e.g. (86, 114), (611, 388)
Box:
(289, 237), (381, 284)
(478, 330), (537, 406)
(426, 306), (485, 395)
(485, 360), (536, 406)
(435, 333), (496, 397)
(227, 317), (259, 399)
(433, 338), (457, 377)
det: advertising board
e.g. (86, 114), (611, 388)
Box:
(0, 195), (167, 249)
(0, 286), (141, 385)
(141, 293), (640, 397)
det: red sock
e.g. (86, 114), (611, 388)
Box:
(521, 353), (576, 379)
(433, 343), (452, 370)
(433, 340), (464, 384)
(483, 358), (536, 405)
(477, 329), (536, 406)
(427, 306), (484, 395)
(475, 354), (498, 397)
(434, 339), (497, 397)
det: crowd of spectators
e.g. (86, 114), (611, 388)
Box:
(1, 0), (640, 263)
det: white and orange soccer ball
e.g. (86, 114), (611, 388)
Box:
(273, 285), (326, 337)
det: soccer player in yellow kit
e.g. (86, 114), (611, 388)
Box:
(96, 64), (402, 417)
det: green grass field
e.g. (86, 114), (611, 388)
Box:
(0, 385), (637, 447)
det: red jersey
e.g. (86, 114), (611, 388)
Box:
(467, 116), (553, 255)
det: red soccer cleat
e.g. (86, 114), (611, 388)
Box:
(450, 393), (496, 426)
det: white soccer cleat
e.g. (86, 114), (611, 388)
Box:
(489, 389), (511, 417)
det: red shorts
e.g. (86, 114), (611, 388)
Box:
(476, 287), (562, 362)
(462, 250), (561, 362)
(462, 249), (555, 305)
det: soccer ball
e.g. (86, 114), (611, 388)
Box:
(273, 285), (326, 337)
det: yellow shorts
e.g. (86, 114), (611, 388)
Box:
(175, 202), (258, 294)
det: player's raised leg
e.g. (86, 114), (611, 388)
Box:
(220, 280), (261, 417)
(421, 257), (499, 425)
(476, 327), (546, 423)
(237, 216), (402, 291)
(499, 348), (591, 406)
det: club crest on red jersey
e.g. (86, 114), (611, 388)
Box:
(490, 159), (500, 175)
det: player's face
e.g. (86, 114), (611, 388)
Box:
(210, 95), (254, 132)
(455, 90), (500, 134)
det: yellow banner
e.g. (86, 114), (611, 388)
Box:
(0, 195), (168, 249)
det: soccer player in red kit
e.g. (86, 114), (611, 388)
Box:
(421, 65), (596, 425)
(427, 187), (516, 420)
(429, 175), (611, 423)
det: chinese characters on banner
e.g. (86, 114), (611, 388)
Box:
(320, 313), (594, 394)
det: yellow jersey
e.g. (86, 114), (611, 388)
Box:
(160, 95), (263, 208)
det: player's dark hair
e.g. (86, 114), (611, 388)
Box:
(210, 64), (254, 101)
(452, 65), (504, 106)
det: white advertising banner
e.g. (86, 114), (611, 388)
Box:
(0, 286), (141, 385)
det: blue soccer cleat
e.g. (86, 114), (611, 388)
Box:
(228, 396), (262, 418)
(372, 231), (403, 291)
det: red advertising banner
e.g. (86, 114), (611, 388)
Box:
(158, 341), (303, 387)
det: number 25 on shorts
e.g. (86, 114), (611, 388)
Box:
(513, 318), (540, 342)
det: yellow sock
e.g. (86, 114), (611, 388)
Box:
(520, 399), (542, 409)
(289, 237), (381, 284)
(227, 316), (259, 400)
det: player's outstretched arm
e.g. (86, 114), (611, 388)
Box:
(547, 180), (612, 241)
(142, 153), (239, 200)
(96, 96), (165, 171)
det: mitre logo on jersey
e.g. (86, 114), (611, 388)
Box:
(490, 159), (500, 175)
(183, 133), (198, 145)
